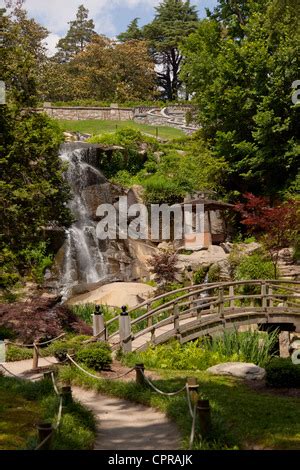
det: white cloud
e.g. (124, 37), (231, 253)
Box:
(23, 0), (161, 35)
(43, 32), (61, 56)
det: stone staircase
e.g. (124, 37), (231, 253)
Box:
(277, 248), (300, 279)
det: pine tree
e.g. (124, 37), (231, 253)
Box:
(56, 4), (96, 62)
(118, 18), (143, 42)
(143, 0), (199, 100)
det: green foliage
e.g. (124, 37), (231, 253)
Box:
(75, 342), (112, 371)
(124, 328), (277, 370)
(266, 358), (300, 388)
(193, 266), (208, 284)
(55, 5), (95, 63)
(143, 174), (186, 204)
(205, 328), (278, 368)
(46, 335), (91, 362)
(143, 0), (199, 99)
(182, 1), (300, 196)
(0, 107), (72, 289)
(235, 253), (275, 281)
(207, 264), (221, 283)
(0, 376), (96, 450)
(19, 242), (53, 284)
(6, 345), (33, 362)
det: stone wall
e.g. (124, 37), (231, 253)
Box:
(40, 105), (134, 121)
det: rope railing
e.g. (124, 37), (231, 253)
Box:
(5, 333), (66, 349)
(66, 354), (136, 380)
(35, 372), (64, 450)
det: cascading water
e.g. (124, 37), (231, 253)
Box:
(59, 148), (108, 300)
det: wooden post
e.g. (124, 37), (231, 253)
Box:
(218, 288), (224, 318)
(261, 282), (267, 310)
(92, 306), (106, 341)
(32, 341), (39, 370)
(229, 285), (235, 309)
(61, 386), (72, 406)
(4, 339), (9, 359)
(197, 399), (211, 439)
(135, 363), (145, 386)
(151, 327), (156, 344)
(268, 286), (274, 308)
(187, 377), (199, 405)
(36, 422), (53, 450)
(173, 304), (179, 333)
(119, 306), (132, 353)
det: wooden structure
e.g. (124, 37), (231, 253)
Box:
(180, 198), (233, 249)
(90, 280), (300, 353)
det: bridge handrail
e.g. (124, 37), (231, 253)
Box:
(96, 280), (300, 341)
(109, 280), (290, 338)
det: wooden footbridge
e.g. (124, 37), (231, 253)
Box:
(92, 280), (300, 352)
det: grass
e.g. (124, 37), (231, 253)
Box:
(0, 376), (96, 450)
(57, 119), (185, 140)
(58, 364), (300, 450)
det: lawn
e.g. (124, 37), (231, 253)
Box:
(57, 119), (185, 140)
(0, 376), (96, 450)
(59, 365), (300, 450)
(0, 383), (41, 449)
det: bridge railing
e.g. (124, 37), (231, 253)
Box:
(90, 280), (300, 351)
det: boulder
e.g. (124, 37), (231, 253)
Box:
(206, 362), (266, 381)
(68, 282), (156, 308)
(178, 245), (228, 270)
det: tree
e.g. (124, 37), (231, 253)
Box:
(181, 0), (300, 197)
(55, 4), (96, 62)
(235, 193), (300, 278)
(117, 18), (143, 42)
(0, 4), (72, 289)
(69, 37), (156, 102)
(143, 0), (199, 100)
(1, 1), (48, 107)
(148, 246), (179, 286)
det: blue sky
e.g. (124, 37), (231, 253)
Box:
(1, 0), (219, 54)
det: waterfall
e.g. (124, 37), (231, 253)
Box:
(59, 148), (108, 300)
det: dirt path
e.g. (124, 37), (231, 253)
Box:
(72, 387), (180, 450)
(1, 359), (181, 450)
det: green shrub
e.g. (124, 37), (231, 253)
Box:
(46, 335), (91, 362)
(75, 342), (112, 371)
(234, 253), (275, 281)
(266, 358), (300, 388)
(143, 174), (186, 204)
(204, 328), (278, 368)
(193, 267), (208, 284)
(208, 264), (221, 283)
(0, 326), (17, 340)
(124, 328), (278, 370)
(6, 345), (33, 362)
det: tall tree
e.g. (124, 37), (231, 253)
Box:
(0, 3), (72, 289)
(56, 4), (96, 62)
(1, 0), (48, 106)
(117, 18), (143, 42)
(69, 36), (156, 102)
(182, 0), (300, 197)
(143, 0), (199, 100)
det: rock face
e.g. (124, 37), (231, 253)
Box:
(68, 282), (155, 308)
(206, 362), (266, 381)
(52, 144), (157, 300)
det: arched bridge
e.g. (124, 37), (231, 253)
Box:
(94, 280), (300, 352)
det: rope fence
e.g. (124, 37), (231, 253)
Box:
(34, 372), (65, 450)
(64, 355), (209, 449)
